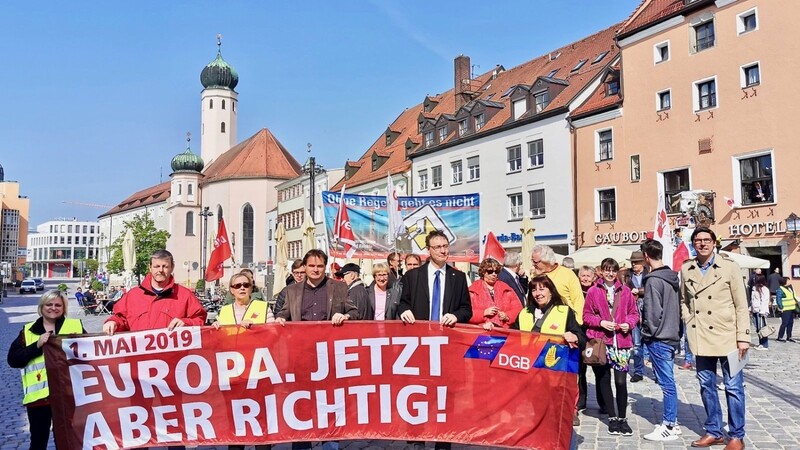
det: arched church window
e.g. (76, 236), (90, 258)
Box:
(177, 183), (181, 195)
(222, 99), (226, 110)
(209, 99), (213, 109)
(217, 205), (223, 225)
(221, 122), (226, 133)
(188, 184), (193, 196)
(185, 212), (194, 236)
(242, 204), (254, 264)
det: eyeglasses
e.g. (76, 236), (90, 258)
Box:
(374, 273), (389, 278)
(602, 269), (618, 274)
(484, 269), (500, 275)
(292, 270), (305, 275)
(693, 238), (714, 245)
(231, 283), (252, 289)
(429, 244), (450, 251)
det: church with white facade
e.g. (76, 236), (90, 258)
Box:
(99, 41), (301, 287)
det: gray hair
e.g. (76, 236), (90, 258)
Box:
(532, 244), (557, 264)
(503, 252), (522, 267)
(561, 256), (575, 269)
(38, 289), (69, 317)
(578, 265), (595, 276)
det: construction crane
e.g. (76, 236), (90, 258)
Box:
(63, 201), (114, 209)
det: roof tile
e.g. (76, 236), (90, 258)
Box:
(202, 128), (302, 185)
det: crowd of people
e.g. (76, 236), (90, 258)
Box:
(9, 226), (797, 449)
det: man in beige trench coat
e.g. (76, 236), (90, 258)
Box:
(681, 227), (749, 450)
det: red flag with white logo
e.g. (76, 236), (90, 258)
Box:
(205, 218), (232, 281)
(334, 185), (356, 258)
(654, 186), (675, 271)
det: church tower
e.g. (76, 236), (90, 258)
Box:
(200, 35), (238, 166)
(166, 134), (204, 285)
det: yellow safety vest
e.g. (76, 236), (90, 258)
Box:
(217, 300), (270, 326)
(21, 318), (83, 405)
(517, 305), (570, 335)
(779, 287), (797, 312)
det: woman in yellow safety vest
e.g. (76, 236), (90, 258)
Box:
(776, 277), (797, 342)
(513, 274), (585, 347)
(213, 272), (273, 450)
(7, 289), (85, 450)
(214, 271), (274, 330)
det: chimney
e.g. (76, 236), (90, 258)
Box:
(454, 55), (470, 110)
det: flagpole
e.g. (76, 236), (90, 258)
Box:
(335, 185), (346, 262)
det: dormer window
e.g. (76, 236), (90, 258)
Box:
(534, 91), (550, 113)
(425, 130), (434, 147)
(475, 113), (485, 131)
(607, 80), (620, 96)
(372, 155), (378, 171)
(423, 97), (439, 113)
(458, 119), (468, 136)
(438, 127), (447, 142)
(418, 121), (424, 133)
(513, 98), (527, 120)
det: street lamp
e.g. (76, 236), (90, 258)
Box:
(199, 207), (214, 281)
(786, 212), (800, 244)
(302, 143), (325, 223)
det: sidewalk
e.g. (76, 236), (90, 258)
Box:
(2, 292), (800, 449)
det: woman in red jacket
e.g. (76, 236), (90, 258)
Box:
(469, 258), (522, 330)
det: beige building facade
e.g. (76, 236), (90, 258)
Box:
(572, 0), (800, 273)
(0, 177), (30, 283)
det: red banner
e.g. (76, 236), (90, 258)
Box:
(45, 323), (579, 449)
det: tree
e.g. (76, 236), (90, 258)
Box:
(106, 212), (170, 279)
(76, 258), (99, 275)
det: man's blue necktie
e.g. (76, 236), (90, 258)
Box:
(432, 269), (441, 321)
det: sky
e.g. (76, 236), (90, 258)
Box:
(0, 1), (641, 227)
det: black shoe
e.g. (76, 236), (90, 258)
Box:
(776, 338), (786, 342)
(788, 338), (797, 343)
(630, 374), (644, 382)
(607, 418), (620, 435)
(617, 418), (633, 436)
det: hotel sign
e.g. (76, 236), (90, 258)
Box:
(728, 221), (786, 237)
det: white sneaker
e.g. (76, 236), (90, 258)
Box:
(643, 424), (680, 441)
(672, 424), (682, 435)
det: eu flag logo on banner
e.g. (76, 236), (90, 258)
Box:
(464, 335), (508, 361)
(533, 342), (580, 373)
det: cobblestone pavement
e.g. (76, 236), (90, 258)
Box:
(2, 282), (800, 449)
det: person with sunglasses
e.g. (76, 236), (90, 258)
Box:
(214, 272), (274, 331)
(468, 258), (522, 330)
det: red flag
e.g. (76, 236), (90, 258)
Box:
(334, 186), (356, 258)
(672, 241), (690, 271)
(484, 231), (505, 262)
(205, 218), (232, 281)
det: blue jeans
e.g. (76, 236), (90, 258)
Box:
(695, 356), (746, 439)
(752, 314), (769, 347)
(292, 443), (339, 450)
(645, 341), (678, 426)
(631, 325), (649, 376)
(682, 322), (694, 365)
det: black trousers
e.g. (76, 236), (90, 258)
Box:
(591, 365), (628, 419)
(27, 404), (55, 450)
(229, 446), (271, 450)
(778, 310), (795, 339)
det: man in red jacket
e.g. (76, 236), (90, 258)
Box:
(103, 249), (207, 334)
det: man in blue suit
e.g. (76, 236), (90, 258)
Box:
(398, 230), (471, 450)
(498, 252), (526, 307)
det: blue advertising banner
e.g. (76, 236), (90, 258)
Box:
(322, 191), (480, 262)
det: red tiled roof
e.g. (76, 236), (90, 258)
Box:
(332, 23), (622, 191)
(99, 181), (171, 218)
(202, 128), (302, 185)
(570, 68), (622, 119)
(620, 0), (713, 36)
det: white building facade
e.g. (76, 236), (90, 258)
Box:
(28, 219), (102, 278)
